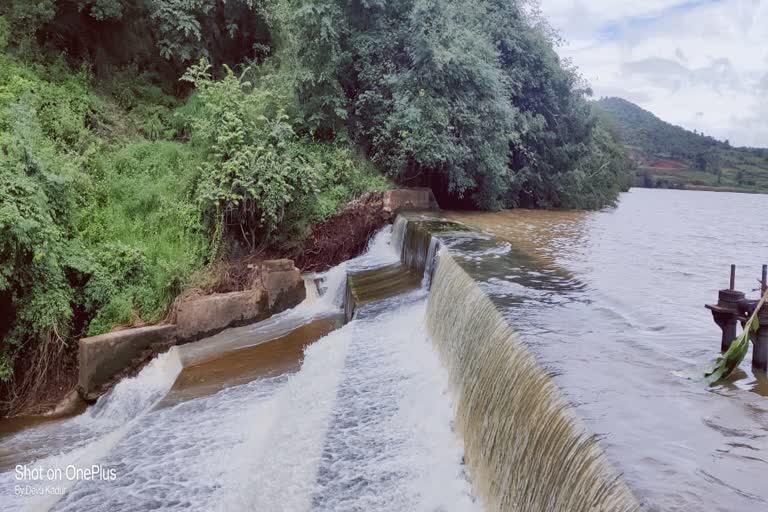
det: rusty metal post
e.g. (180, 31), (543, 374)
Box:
(706, 266), (745, 353)
(752, 304), (768, 372)
(753, 266), (768, 372)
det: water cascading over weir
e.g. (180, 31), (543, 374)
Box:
(387, 213), (642, 512)
(1, 212), (644, 512)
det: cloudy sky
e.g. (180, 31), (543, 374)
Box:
(538, 0), (768, 147)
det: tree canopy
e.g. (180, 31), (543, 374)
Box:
(276, 0), (632, 208)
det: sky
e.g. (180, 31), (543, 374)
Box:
(537, 0), (768, 147)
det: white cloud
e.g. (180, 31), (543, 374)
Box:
(538, 0), (768, 147)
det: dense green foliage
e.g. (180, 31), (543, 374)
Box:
(1, 0), (270, 73)
(595, 97), (768, 192)
(1, 0), (633, 396)
(0, 53), (205, 382)
(182, 61), (387, 253)
(275, 0), (632, 208)
(0, 8), (385, 389)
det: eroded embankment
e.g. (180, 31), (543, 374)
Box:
(395, 215), (641, 512)
(0, 193), (389, 419)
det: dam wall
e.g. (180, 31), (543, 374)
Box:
(393, 214), (641, 512)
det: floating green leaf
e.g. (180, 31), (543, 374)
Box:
(706, 289), (768, 383)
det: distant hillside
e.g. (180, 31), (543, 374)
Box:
(594, 97), (768, 193)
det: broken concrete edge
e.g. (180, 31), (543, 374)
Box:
(175, 289), (267, 341)
(43, 389), (86, 418)
(77, 259), (305, 401)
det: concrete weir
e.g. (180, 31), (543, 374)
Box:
(76, 189), (438, 401)
(392, 214), (642, 512)
(77, 259), (305, 399)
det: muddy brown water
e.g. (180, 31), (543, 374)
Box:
(440, 188), (768, 511)
(164, 315), (344, 404)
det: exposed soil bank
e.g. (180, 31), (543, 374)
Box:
(0, 341), (79, 417)
(278, 192), (389, 272)
(0, 192), (398, 420)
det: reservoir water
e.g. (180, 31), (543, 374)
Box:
(1, 188), (766, 511)
(443, 188), (768, 511)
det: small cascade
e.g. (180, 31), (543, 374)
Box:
(425, 250), (640, 512)
(315, 263), (348, 309)
(421, 235), (441, 288)
(81, 349), (182, 426)
(0, 351), (183, 511)
(391, 215), (407, 258)
(401, 218), (435, 275)
(302, 274), (321, 305)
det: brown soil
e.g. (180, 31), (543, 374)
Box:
(280, 192), (388, 272)
(649, 158), (688, 170)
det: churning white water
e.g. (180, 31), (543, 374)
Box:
(1, 223), (476, 512)
(0, 350), (182, 511)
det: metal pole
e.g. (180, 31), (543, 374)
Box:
(730, 264), (736, 290)
(762, 264), (767, 295)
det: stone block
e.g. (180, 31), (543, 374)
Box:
(262, 259), (305, 311)
(175, 290), (267, 341)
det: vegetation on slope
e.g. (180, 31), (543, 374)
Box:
(275, 0), (633, 209)
(594, 97), (768, 193)
(0, 0), (631, 412)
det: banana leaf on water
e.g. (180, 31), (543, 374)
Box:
(705, 289), (768, 383)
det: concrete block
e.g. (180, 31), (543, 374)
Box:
(175, 290), (267, 341)
(79, 324), (176, 398)
(262, 259), (305, 311)
(383, 188), (439, 213)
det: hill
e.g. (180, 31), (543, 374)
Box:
(594, 97), (768, 193)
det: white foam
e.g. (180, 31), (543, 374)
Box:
(202, 295), (478, 512)
(80, 348), (182, 427)
(0, 350), (182, 511)
(211, 325), (354, 512)
(317, 298), (479, 511)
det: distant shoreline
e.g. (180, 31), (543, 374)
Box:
(632, 185), (766, 195)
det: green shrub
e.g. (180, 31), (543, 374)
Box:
(0, 54), (208, 380)
(0, 16), (9, 51)
(182, 60), (392, 252)
(75, 140), (206, 334)
(0, 90), (79, 379)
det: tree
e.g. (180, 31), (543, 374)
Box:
(268, 0), (632, 210)
(183, 61), (321, 253)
